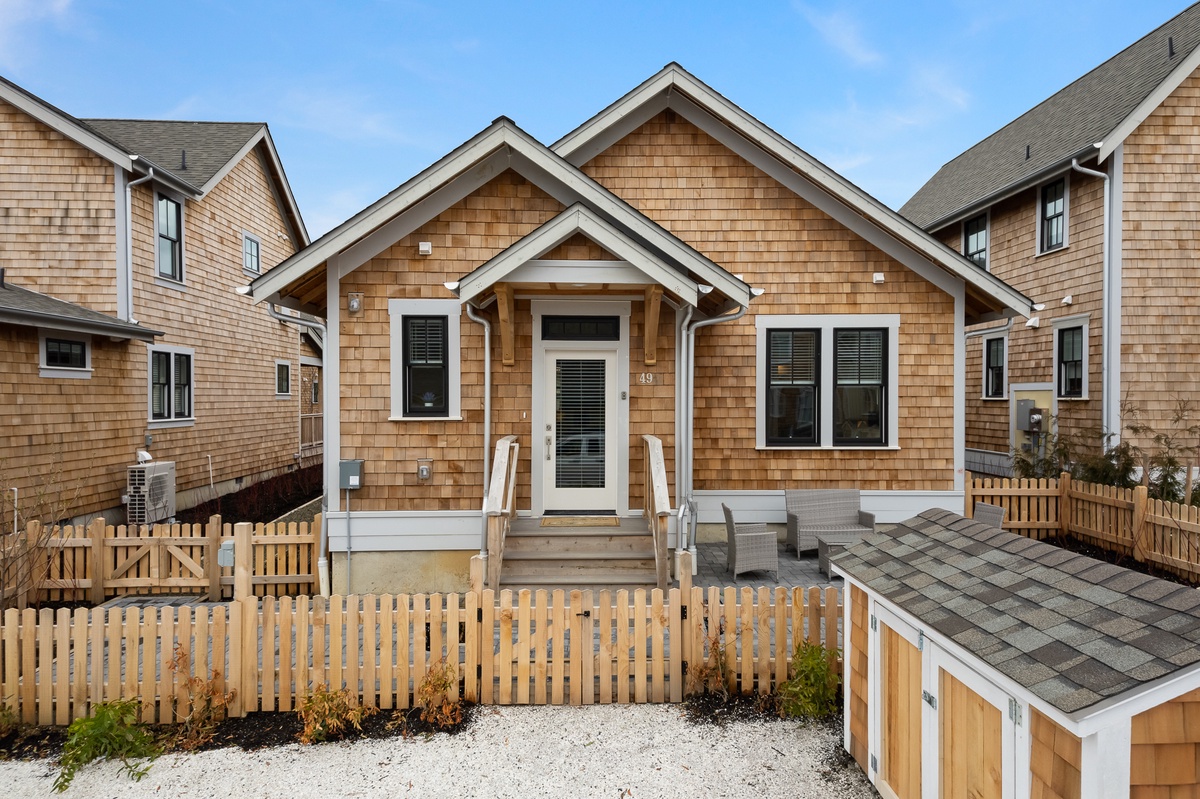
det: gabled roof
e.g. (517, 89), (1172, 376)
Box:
(554, 63), (1031, 322)
(0, 277), (161, 341)
(902, 3), (1200, 230)
(834, 509), (1200, 718)
(250, 117), (751, 315)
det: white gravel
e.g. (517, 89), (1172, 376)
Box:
(2, 704), (879, 798)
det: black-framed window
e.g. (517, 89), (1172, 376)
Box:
(984, 337), (1005, 398)
(276, 362), (291, 395)
(766, 329), (819, 446)
(404, 316), (448, 416)
(45, 338), (86, 369)
(151, 349), (192, 420)
(1040, 179), (1065, 252)
(964, 214), (988, 269)
(541, 315), (620, 341)
(157, 195), (183, 280)
(833, 329), (886, 445)
(1058, 326), (1083, 398)
(311, 373), (320, 405)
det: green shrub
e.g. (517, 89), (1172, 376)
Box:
(54, 698), (159, 792)
(0, 702), (17, 739)
(778, 641), (841, 720)
(297, 683), (377, 744)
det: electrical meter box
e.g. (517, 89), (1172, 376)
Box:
(1016, 399), (1035, 432)
(339, 459), (365, 490)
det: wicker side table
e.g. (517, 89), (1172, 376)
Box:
(817, 535), (848, 578)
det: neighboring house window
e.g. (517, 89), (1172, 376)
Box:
(311, 373), (320, 404)
(833, 329), (886, 445)
(1057, 326), (1084, 398)
(983, 335), (1006, 399)
(1039, 178), (1067, 253)
(39, 331), (91, 379)
(756, 314), (898, 448)
(964, 214), (988, 269)
(276, 361), (291, 396)
(243, 232), (262, 274)
(148, 345), (194, 423)
(388, 298), (462, 420)
(156, 193), (184, 281)
(765, 329), (819, 446)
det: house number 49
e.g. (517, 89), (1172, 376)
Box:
(638, 373), (654, 384)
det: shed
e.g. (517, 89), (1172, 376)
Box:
(831, 508), (1200, 799)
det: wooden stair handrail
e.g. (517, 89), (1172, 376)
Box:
(486, 436), (519, 589)
(642, 434), (671, 590)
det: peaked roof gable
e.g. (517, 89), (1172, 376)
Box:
(251, 117), (751, 313)
(554, 63), (1031, 321)
(902, 3), (1200, 230)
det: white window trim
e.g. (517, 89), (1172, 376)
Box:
(1035, 173), (1070, 256)
(242, 231), (263, 277)
(981, 331), (1008, 400)
(38, 330), (92, 379)
(388, 298), (462, 421)
(154, 189), (186, 288)
(147, 343), (196, 428)
(275, 359), (292, 398)
(1052, 313), (1090, 400)
(755, 313), (900, 450)
(962, 210), (990, 271)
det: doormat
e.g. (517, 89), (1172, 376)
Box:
(541, 516), (621, 527)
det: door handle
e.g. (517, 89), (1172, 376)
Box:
(546, 436), (552, 460)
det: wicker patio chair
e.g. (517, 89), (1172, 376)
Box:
(785, 488), (875, 555)
(973, 502), (1006, 529)
(722, 503), (779, 580)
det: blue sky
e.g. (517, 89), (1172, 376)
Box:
(1, 0), (1191, 237)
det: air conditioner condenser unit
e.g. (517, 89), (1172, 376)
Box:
(127, 461), (177, 526)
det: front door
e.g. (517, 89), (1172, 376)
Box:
(542, 349), (618, 512)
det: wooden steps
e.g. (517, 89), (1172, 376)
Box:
(499, 518), (658, 590)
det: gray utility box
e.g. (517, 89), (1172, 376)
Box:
(339, 459), (365, 490)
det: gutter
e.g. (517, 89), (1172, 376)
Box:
(125, 164), (155, 323)
(1071, 157), (1117, 445)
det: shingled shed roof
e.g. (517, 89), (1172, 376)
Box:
(0, 278), (161, 340)
(832, 508), (1200, 715)
(901, 3), (1200, 230)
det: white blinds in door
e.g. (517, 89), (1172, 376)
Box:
(555, 359), (606, 488)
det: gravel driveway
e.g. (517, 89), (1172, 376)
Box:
(3, 704), (878, 798)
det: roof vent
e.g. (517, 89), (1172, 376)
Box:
(1025, 144), (1031, 161)
(180, 149), (187, 170)
(0, 267), (5, 288)
(1169, 36), (1176, 58)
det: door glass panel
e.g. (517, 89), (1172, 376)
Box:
(556, 359), (605, 488)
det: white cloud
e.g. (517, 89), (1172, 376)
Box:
(0, 0), (72, 70)
(279, 86), (432, 147)
(794, 2), (882, 67)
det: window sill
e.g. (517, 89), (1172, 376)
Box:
(39, 367), (92, 380)
(758, 444), (900, 452)
(981, 396), (1008, 401)
(148, 418), (196, 429)
(243, 267), (262, 280)
(388, 415), (463, 422)
(1035, 244), (1069, 258)
(154, 276), (187, 292)
(1057, 395), (1088, 401)
(276, 393), (292, 400)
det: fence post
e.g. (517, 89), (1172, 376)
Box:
(88, 518), (106, 605)
(234, 522), (253, 601)
(1132, 485), (1149, 563)
(21, 521), (46, 609)
(677, 551), (693, 597)
(206, 515), (222, 602)
(469, 555), (484, 594)
(1059, 472), (1071, 540)
(964, 470), (974, 516)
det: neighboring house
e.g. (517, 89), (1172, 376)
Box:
(251, 63), (1031, 594)
(902, 3), (1200, 477)
(0, 75), (319, 529)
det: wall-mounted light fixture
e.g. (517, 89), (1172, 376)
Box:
(1062, 295), (1073, 305)
(417, 458), (433, 480)
(347, 292), (364, 315)
(418, 241), (433, 256)
(872, 272), (885, 284)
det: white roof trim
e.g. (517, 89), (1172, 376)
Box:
(555, 63), (1031, 318)
(1098, 43), (1200, 163)
(0, 79), (133, 170)
(457, 204), (699, 305)
(201, 126), (310, 247)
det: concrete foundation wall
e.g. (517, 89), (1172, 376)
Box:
(331, 550), (473, 595)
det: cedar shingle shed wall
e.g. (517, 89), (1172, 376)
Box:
(582, 112), (958, 491)
(1131, 686), (1200, 796)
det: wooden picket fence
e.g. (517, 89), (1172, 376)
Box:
(967, 472), (1200, 583)
(0, 515), (318, 608)
(0, 585), (841, 725)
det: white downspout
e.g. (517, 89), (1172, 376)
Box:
(1071, 158), (1115, 444)
(465, 302), (492, 557)
(125, 164), (155, 323)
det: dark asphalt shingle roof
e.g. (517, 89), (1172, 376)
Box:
(901, 3), (1200, 229)
(82, 119), (265, 190)
(832, 508), (1200, 715)
(0, 279), (161, 340)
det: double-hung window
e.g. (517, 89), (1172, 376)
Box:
(983, 336), (1006, 399)
(1039, 178), (1066, 253)
(1057, 326), (1084, 398)
(757, 315), (898, 448)
(149, 345), (194, 423)
(156, 194), (184, 282)
(964, 213), (988, 269)
(243, 232), (262, 274)
(388, 299), (462, 419)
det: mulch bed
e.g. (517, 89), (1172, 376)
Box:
(1054, 534), (1200, 587)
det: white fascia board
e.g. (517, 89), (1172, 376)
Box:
(457, 204), (699, 305)
(250, 123), (514, 304)
(1097, 43), (1200, 163)
(199, 126), (264, 197)
(554, 77), (673, 165)
(0, 80), (133, 170)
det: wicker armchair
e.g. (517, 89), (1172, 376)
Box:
(785, 489), (875, 555)
(722, 503), (779, 580)
(973, 502), (1006, 529)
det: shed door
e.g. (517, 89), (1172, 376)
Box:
(877, 616), (923, 799)
(933, 647), (1018, 799)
